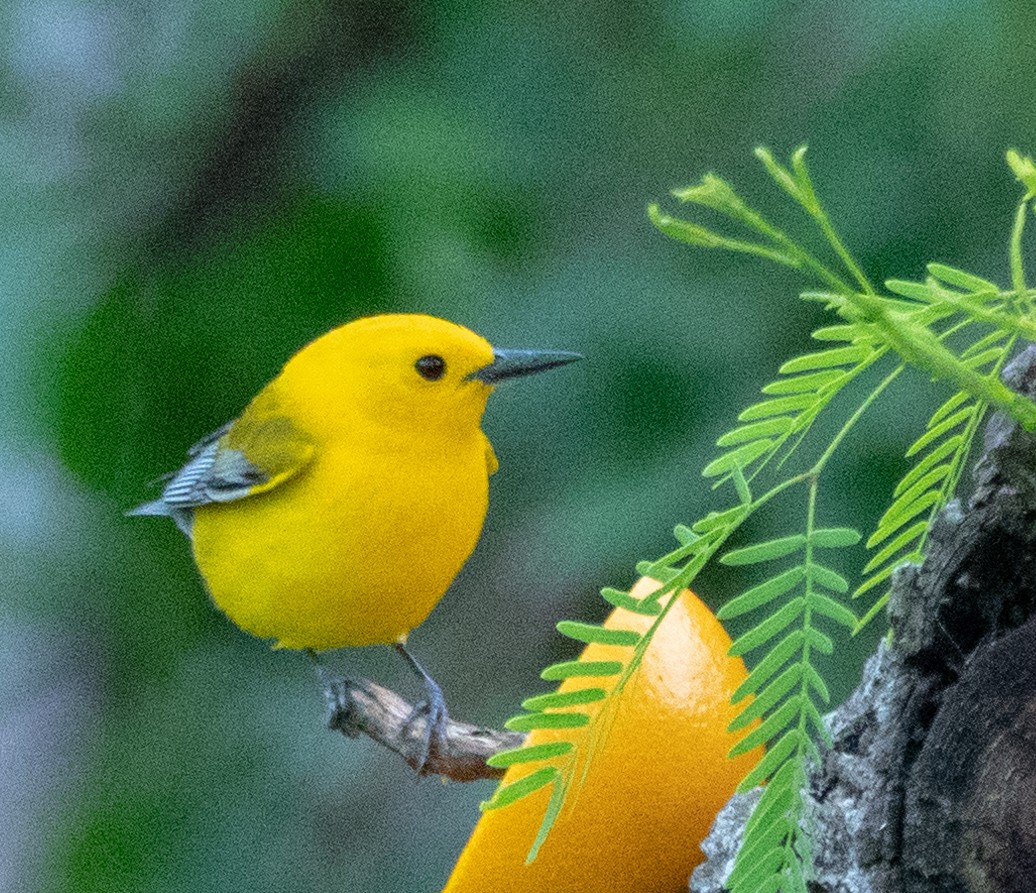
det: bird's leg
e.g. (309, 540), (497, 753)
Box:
(394, 642), (449, 773)
(307, 649), (362, 738)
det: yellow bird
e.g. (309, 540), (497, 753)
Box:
(130, 313), (580, 760)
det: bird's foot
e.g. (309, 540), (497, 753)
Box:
(324, 678), (364, 739)
(403, 687), (450, 775)
(308, 650), (363, 738)
(395, 643), (450, 775)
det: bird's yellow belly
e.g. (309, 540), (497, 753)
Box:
(191, 442), (490, 649)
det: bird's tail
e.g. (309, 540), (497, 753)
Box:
(125, 499), (194, 538)
(124, 499), (170, 518)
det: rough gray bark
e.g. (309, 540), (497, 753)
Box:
(692, 347), (1036, 893)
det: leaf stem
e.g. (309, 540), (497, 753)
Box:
(1010, 197), (1029, 300)
(788, 149), (876, 295)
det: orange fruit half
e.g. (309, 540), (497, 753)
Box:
(443, 576), (761, 893)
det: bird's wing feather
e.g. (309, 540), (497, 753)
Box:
(186, 421), (232, 457)
(216, 412), (316, 499)
(127, 410), (316, 536)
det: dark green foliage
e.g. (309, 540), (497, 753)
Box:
(50, 199), (390, 504)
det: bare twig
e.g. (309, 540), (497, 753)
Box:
(321, 673), (525, 782)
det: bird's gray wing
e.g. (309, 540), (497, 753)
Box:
(127, 415), (315, 538)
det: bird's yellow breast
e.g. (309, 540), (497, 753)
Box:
(191, 427), (493, 649)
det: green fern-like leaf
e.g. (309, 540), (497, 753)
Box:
(854, 390), (990, 618)
(481, 766), (558, 811)
(478, 580), (658, 857)
(720, 490), (858, 893)
(520, 689), (607, 711)
(719, 567), (806, 619)
(926, 262), (999, 294)
(487, 149), (1036, 893)
(486, 741), (573, 768)
(730, 762), (812, 893)
(600, 585), (662, 614)
(504, 712), (590, 732)
(539, 660), (624, 680)
(554, 621), (640, 646)
(721, 534), (807, 566)
(705, 335), (886, 486)
(852, 272), (1022, 628)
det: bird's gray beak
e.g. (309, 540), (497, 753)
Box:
(468, 348), (583, 384)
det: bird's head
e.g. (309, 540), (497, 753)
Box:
(275, 314), (580, 444)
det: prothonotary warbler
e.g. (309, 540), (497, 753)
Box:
(129, 313), (580, 765)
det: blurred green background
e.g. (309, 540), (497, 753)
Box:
(4, 1), (1036, 891)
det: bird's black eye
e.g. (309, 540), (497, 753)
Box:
(415, 354), (447, 381)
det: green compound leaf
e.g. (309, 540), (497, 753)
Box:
(927, 263), (999, 293)
(737, 727), (801, 791)
(1006, 148), (1036, 199)
(893, 436), (964, 497)
(927, 390), (971, 427)
(744, 762), (798, 836)
(505, 150), (1034, 893)
(673, 523), (699, 545)
(718, 566), (805, 620)
(739, 394), (818, 420)
(706, 333), (885, 489)
(810, 563), (849, 593)
(480, 767), (557, 811)
(525, 777), (569, 864)
(778, 344), (873, 373)
(862, 521), (928, 574)
(486, 741), (573, 768)
(729, 598), (806, 656)
(600, 586), (661, 615)
(811, 323), (872, 342)
(520, 689), (607, 711)
(540, 660), (623, 680)
(803, 698), (832, 744)
(504, 712), (590, 732)
(728, 663), (803, 731)
(867, 489), (942, 547)
(857, 390), (988, 618)
(905, 406), (973, 457)
(737, 820), (787, 866)
(960, 329), (1012, 362)
(760, 369), (846, 395)
(854, 563), (897, 600)
(555, 621), (640, 647)
(803, 626), (834, 655)
(730, 695), (803, 757)
(808, 591), (858, 630)
(888, 465), (953, 514)
(803, 663), (831, 703)
(721, 535), (806, 565)
(730, 846), (785, 893)
(692, 505), (748, 534)
(633, 561), (679, 584)
(703, 440), (774, 477)
(885, 278), (937, 302)
(731, 630), (805, 703)
(716, 417), (796, 447)
(962, 347), (1008, 371)
(809, 527), (862, 547)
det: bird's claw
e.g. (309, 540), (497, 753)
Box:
(403, 690), (450, 775)
(393, 642), (451, 774)
(312, 656), (362, 738)
(325, 680), (364, 737)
